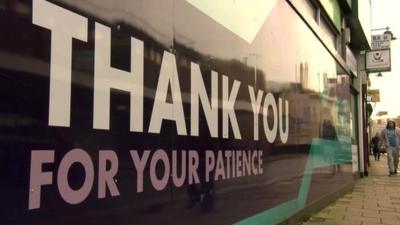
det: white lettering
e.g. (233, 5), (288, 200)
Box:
(205, 150), (215, 182)
(190, 63), (218, 137)
(188, 150), (200, 184)
(172, 150), (186, 187)
(93, 22), (144, 132)
(28, 150), (54, 209)
(149, 51), (187, 135)
(279, 98), (289, 143)
(248, 86), (263, 140)
(57, 149), (94, 205)
(149, 150), (170, 191)
(33, 0), (88, 127)
(129, 150), (150, 193)
(263, 93), (277, 143)
(98, 150), (120, 198)
(222, 75), (241, 139)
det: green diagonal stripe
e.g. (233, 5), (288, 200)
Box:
(234, 198), (299, 225)
(235, 138), (352, 225)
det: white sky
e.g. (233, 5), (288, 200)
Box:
(370, 0), (400, 119)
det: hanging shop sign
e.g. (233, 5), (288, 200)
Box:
(367, 89), (380, 102)
(371, 34), (391, 50)
(376, 111), (388, 116)
(366, 49), (391, 73)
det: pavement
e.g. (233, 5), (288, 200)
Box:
(303, 154), (400, 225)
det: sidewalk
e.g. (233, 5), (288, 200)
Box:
(303, 155), (400, 225)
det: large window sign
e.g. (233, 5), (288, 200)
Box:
(0, 0), (352, 225)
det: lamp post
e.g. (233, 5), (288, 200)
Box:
(371, 26), (397, 40)
(363, 27), (397, 176)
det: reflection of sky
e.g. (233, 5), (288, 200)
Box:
(185, 0), (277, 43)
(57, 0), (336, 91)
(175, 0), (337, 88)
(57, 0), (174, 47)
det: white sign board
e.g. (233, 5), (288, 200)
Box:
(371, 34), (391, 50)
(366, 49), (391, 72)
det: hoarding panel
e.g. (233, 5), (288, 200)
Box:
(0, 0), (353, 224)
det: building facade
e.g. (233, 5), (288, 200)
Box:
(0, 0), (371, 224)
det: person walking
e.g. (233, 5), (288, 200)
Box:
(380, 120), (400, 176)
(371, 132), (381, 161)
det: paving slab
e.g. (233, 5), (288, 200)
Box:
(302, 155), (400, 225)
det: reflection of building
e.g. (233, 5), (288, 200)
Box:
(300, 62), (309, 89)
(289, 74), (351, 145)
(373, 118), (400, 127)
(293, 0), (371, 177)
